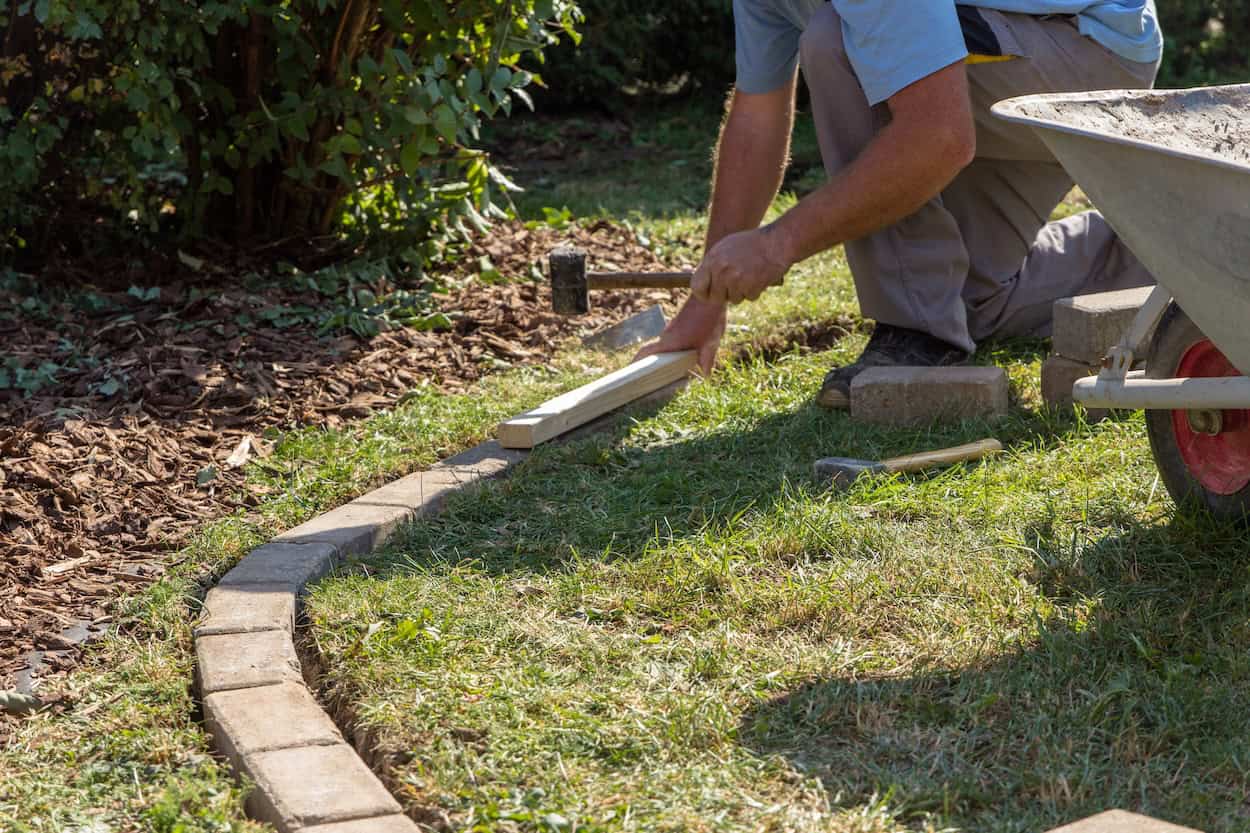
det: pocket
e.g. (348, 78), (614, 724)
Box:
(970, 8), (1026, 60)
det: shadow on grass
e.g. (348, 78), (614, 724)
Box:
(737, 512), (1250, 833)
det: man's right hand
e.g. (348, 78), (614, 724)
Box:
(634, 297), (727, 375)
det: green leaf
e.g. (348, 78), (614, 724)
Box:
(400, 141), (422, 176)
(432, 104), (457, 144)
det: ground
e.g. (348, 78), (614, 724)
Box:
(3, 94), (1248, 832)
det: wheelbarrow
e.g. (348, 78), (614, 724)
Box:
(994, 85), (1250, 521)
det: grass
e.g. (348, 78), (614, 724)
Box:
(1, 95), (1219, 831)
(291, 104), (1250, 833)
(306, 305), (1250, 831)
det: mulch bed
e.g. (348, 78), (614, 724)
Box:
(0, 219), (686, 698)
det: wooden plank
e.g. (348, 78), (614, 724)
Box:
(498, 351), (696, 449)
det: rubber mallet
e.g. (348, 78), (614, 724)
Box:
(815, 438), (1004, 490)
(550, 246), (693, 315)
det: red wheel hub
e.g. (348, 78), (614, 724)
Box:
(1170, 339), (1250, 495)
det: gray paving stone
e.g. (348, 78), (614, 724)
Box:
(272, 501), (413, 557)
(204, 683), (342, 772)
(242, 744), (402, 832)
(850, 366), (1009, 426)
(197, 630), (301, 694)
(218, 542), (339, 596)
(302, 816), (420, 833)
(1046, 810), (1203, 833)
(1053, 286), (1155, 364)
(438, 439), (529, 475)
(1041, 355), (1107, 422)
(196, 584), (296, 637)
(356, 440), (528, 518)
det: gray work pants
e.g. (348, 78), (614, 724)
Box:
(798, 7), (1160, 353)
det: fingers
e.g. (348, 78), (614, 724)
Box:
(633, 341), (659, 363)
(696, 341), (718, 376)
(691, 261), (712, 303)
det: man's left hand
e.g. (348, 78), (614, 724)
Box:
(692, 227), (791, 305)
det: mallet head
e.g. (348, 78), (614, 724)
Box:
(813, 457), (887, 491)
(550, 246), (589, 315)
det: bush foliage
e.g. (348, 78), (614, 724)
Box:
(536, 0), (1250, 108)
(0, 0), (576, 258)
(536, 0), (733, 107)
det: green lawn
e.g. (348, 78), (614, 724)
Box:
(304, 257), (1250, 832)
(5, 97), (1234, 833)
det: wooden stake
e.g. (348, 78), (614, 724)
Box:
(498, 351), (697, 449)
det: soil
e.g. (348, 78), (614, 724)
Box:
(1013, 86), (1250, 164)
(0, 219), (688, 698)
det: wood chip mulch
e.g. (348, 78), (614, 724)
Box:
(0, 219), (687, 699)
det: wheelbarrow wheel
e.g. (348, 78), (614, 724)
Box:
(1145, 302), (1250, 522)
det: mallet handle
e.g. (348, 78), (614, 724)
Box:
(881, 438), (1003, 473)
(587, 272), (693, 291)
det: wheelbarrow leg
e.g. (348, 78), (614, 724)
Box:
(1098, 284), (1172, 381)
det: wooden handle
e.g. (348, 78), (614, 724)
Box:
(588, 272), (693, 290)
(880, 438), (1003, 474)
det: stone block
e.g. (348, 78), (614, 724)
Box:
(1053, 286), (1155, 364)
(218, 542), (339, 596)
(273, 501), (413, 557)
(196, 630), (301, 694)
(1046, 810), (1203, 833)
(1041, 355), (1107, 422)
(850, 366), (1009, 426)
(438, 439), (529, 476)
(302, 816), (420, 833)
(204, 682), (342, 772)
(196, 584), (296, 637)
(241, 743), (402, 832)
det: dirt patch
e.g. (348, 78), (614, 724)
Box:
(1012, 86), (1250, 164)
(730, 316), (860, 365)
(0, 219), (690, 695)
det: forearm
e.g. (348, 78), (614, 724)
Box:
(705, 81), (796, 251)
(767, 62), (975, 266)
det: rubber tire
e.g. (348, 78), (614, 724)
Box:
(1144, 302), (1250, 522)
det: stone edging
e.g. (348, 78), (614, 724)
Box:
(194, 441), (527, 832)
(194, 376), (688, 830)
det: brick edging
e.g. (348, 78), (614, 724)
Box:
(194, 441), (527, 832)
(194, 374), (690, 830)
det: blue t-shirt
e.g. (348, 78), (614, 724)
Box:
(734, 0), (1162, 104)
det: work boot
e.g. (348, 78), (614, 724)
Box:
(816, 323), (972, 410)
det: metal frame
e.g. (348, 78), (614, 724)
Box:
(1072, 287), (1250, 411)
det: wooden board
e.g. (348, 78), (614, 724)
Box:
(498, 351), (697, 449)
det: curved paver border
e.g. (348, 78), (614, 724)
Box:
(194, 441), (527, 832)
(193, 377), (688, 831)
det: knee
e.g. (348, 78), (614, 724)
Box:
(799, 4), (849, 67)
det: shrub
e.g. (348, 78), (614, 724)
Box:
(0, 0), (577, 260)
(1156, 1), (1250, 87)
(533, 0), (733, 108)
(532, 1), (1250, 111)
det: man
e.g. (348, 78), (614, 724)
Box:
(640, 1), (1161, 408)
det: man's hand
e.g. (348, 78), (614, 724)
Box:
(635, 296), (727, 375)
(692, 226), (792, 305)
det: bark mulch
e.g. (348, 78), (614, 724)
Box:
(0, 219), (686, 702)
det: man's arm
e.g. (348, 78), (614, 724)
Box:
(696, 60), (976, 305)
(637, 75), (797, 373)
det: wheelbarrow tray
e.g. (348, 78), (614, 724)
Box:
(993, 85), (1250, 377)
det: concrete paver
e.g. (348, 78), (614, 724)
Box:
(196, 630), (301, 694)
(241, 744), (402, 832)
(851, 365), (1009, 426)
(1053, 286), (1155, 364)
(204, 682), (343, 772)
